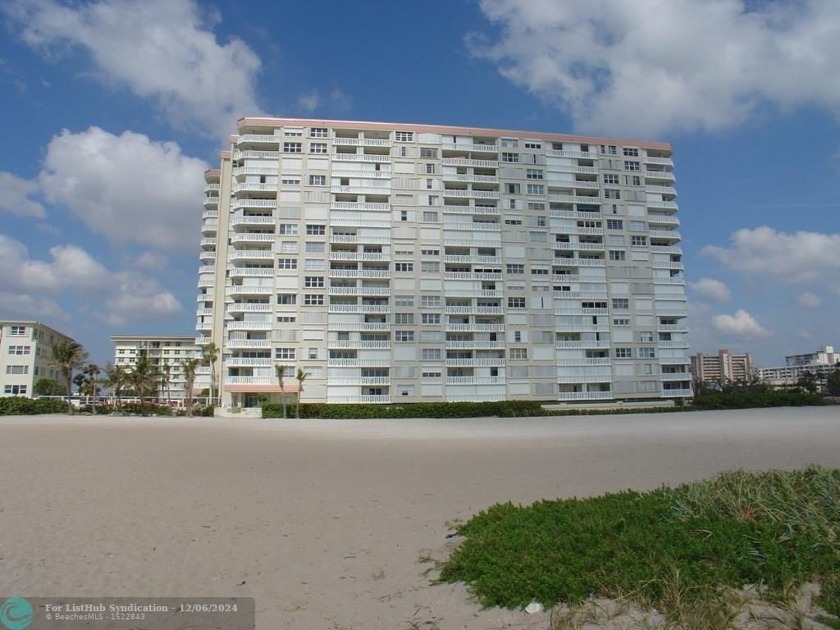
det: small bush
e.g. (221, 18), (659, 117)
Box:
(692, 388), (823, 410)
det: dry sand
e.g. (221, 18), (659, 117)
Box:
(1, 407), (839, 629)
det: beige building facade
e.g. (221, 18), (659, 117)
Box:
(690, 349), (753, 385)
(0, 321), (75, 397)
(111, 335), (202, 402)
(197, 118), (691, 408)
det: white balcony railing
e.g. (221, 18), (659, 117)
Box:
(557, 391), (613, 401)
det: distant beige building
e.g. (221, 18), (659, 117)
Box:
(0, 321), (75, 397)
(111, 335), (202, 402)
(690, 349), (753, 385)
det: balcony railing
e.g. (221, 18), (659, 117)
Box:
(445, 358), (506, 367)
(445, 341), (506, 349)
(332, 137), (391, 147)
(446, 377), (504, 386)
(238, 134), (281, 144)
(557, 391), (613, 401)
(327, 395), (391, 404)
(225, 357), (272, 367)
(442, 189), (500, 199)
(331, 201), (390, 212)
(230, 215), (275, 228)
(441, 158), (499, 168)
(226, 339), (272, 349)
(229, 268), (274, 277)
(442, 205), (500, 215)
(227, 321), (273, 330)
(224, 376), (275, 386)
(227, 303), (272, 312)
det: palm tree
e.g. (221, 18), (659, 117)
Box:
(201, 342), (219, 407)
(275, 363), (288, 418)
(131, 354), (158, 416)
(50, 341), (88, 414)
(181, 358), (201, 417)
(103, 363), (129, 412)
(161, 362), (172, 405)
(82, 363), (101, 414)
(295, 367), (310, 419)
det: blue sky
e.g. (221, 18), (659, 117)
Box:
(0, 0), (838, 367)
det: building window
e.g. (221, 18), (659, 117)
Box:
(394, 262), (414, 272)
(526, 184), (545, 195)
(425, 163), (435, 175)
(615, 348), (632, 358)
(395, 295), (415, 307)
(395, 131), (413, 142)
(514, 331), (522, 342)
(612, 298), (630, 309)
(9, 326), (26, 336)
(277, 316), (297, 323)
(603, 174), (619, 184)
(524, 141), (542, 149)
(281, 176), (300, 185)
(624, 161), (640, 171)
(637, 347), (656, 358)
(421, 261), (439, 272)
(304, 259), (325, 271)
(608, 250), (626, 261)
(394, 313), (414, 325)
(531, 267), (549, 275)
(310, 127), (328, 138)
(5, 365), (28, 374)
(422, 211), (439, 223)
(506, 183), (520, 194)
(639, 331), (654, 343)
(278, 224), (299, 235)
(504, 218), (523, 225)
(309, 175), (326, 186)
(623, 147), (639, 157)
(506, 264), (524, 274)
(305, 241), (325, 253)
(304, 276), (324, 288)
(277, 258), (297, 269)
(627, 175), (641, 186)
(421, 248), (439, 256)
(508, 297), (526, 308)
(277, 294), (297, 305)
(420, 147), (437, 158)
(536, 216), (547, 227)
(501, 152), (519, 163)
(510, 348), (528, 360)
(421, 348), (441, 360)
(420, 296), (440, 307)
(422, 370), (442, 379)
(275, 348), (296, 360)
(604, 189), (621, 199)
(631, 236), (648, 246)
(8, 346), (30, 355)
(282, 142), (302, 153)
(613, 318), (630, 326)
(306, 224), (325, 235)
(303, 294), (324, 306)
(526, 169), (544, 180)
(420, 313), (440, 325)
(310, 143), (328, 154)
(395, 331), (415, 342)
(3, 385), (27, 395)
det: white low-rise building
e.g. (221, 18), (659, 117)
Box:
(111, 335), (202, 403)
(0, 321), (75, 397)
(757, 346), (838, 388)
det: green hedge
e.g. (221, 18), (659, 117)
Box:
(0, 397), (68, 415)
(691, 389), (824, 410)
(263, 400), (550, 419)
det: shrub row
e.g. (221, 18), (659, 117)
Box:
(0, 397), (68, 415)
(262, 399), (548, 419)
(691, 389), (824, 410)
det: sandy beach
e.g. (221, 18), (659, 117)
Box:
(1, 407), (839, 629)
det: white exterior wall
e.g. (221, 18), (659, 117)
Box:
(0, 321), (74, 397)
(197, 119), (692, 407)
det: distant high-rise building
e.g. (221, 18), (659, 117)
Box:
(0, 320), (75, 397)
(111, 335), (202, 403)
(758, 346), (839, 388)
(690, 349), (753, 385)
(197, 118), (691, 408)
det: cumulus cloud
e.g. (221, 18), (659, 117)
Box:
(296, 87), (352, 114)
(39, 127), (208, 252)
(0, 233), (182, 327)
(6, 0), (262, 136)
(797, 292), (822, 309)
(0, 172), (46, 218)
(702, 227), (840, 286)
(712, 309), (772, 338)
(469, 0), (840, 137)
(689, 278), (730, 303)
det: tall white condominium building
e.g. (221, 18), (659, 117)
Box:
(111, 336), (202, 402)
(0, 321), (74, 397)
(197, 118), (691, 408)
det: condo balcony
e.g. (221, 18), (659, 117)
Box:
(225, 339), (272, 351)
(328, 322), (391, 332)
(200, 237), (217, 248)
(225, 357), (272, 367)
(199, 251), (216, 263)
(231, 233), (275, 244)
(648, 215), (681, 227)
(227, 321), (273, 331)
(232, 150), (279, 160)
(331, 201), (390, 212)
(224, 376), (275, 386)
(202, 210), (219, 220)
(332, 137), (391, 147)
(441, 157), (499, 168)
(330, 216), (392, 229)
(549, 193), (601, 205)
(197, 278), (214, 288)
(329, 234), (392, 245)
(649, 230), (681, 241)
(203, 197), (218, 209)
(329, 377), (391, 386)
(556, 358), (612, 367)
(445, 377), (504, 386)
(552, 163), (599, 175)
(442, 173), (499, 185)
(228, 250), (274, 262)
(443, 222), (502, 232)
(555, 307), (610, 316)
(329, 252), (389, 262)
(444, 305), (504, 315)
(232, 183), (278, 194)
(441, 141), (499, 153)
(647, 200), (678, 211)
(660, 372), (690, 382)
(229, 268), (274, 278)
(442, 205), (501, 216)
(442, 189), (500, 200)
(645, 185), (677, 198)
(327, 394), (391, 404)
(445, 358), (506, 367)
(328, 287), (391, 297)
(554, 340), (611, 350)
(231, 199), (277, 211)
(232, 166), (279, 178)
(195, 336), (211, 345)
(328, 304), (391, 314)
(446, 324), (505, 333)
(196, 319), (213, 330)
(227, 303), (272, 313)
(330, 184), (391, 196)
(643, 155), (674, 167)
(195, 308), (214, 318)
(201, 221), (218, 235)
(332, 153), (391, 163)
(644, 170), (675, 183)
(237, 134), (281, 145)
(657, 340), (691, 349)
(231, 214), (275, 229)
(557, 373), (613, 384)
(557, 391), (614, 401)
(443, 271), (503, 281)
(445, 340), (506, 350)
(198, 265), (215, 275)
(443, 254), (502, 265)
(657, 324), (689, 333)
(226, 286), (274, 297)
(546, 148), (597, 159)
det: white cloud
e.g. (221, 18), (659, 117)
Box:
(0, 291), (68, 322)
(0, 172), (46, 218)
(797, 292), (822, 309)
(297, 92), (320, 113)
(702, 227), (840, 286)
(39, 127), (208, 252)
(296, 87), (352, 114)
(689, 278), (730, 303)
(0, 233), (182, 327)
(7, 0), (262, 136)
(470, 0), (840, 137)
(712, 309), (772, 338)
(129, 251), (170, 271)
